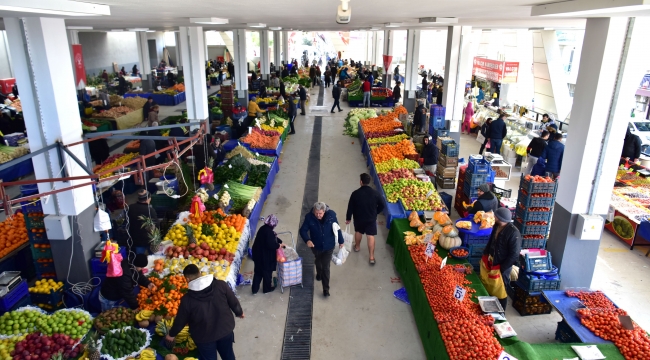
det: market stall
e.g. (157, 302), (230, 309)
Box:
(91, 106), (144, 130)
(605, 163), (650, 249)
(123, 87), (186, 106)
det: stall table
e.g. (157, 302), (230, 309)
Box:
(0, 158), (34, 182)
(102, 110), (144, 130)
(542, 290), (614, 344)
(387, 218), (624, 360)
(123, 92), (186, 106)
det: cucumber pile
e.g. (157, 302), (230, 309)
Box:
(100, 327), (147, 359)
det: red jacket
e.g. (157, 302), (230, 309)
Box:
(362, 81), (371, 92)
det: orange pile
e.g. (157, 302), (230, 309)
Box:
(0, 213), (29, 259)
(222, 214), (247, 233)
(360, 112), (403, 133)
(394, 105), (408, 115)
(186, 209), (227, 225)
(137, 274), (187, 317)
(370, 139), (418, 164)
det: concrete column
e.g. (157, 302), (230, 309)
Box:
(5, 17), (97, 282)
(203, 31), (209, 62)
(136, 31), (150, 80)
(404, 30), (421, 93)
(382, 30), (394, 88)
(282, 30), (289, 63)
(232, 29), (248, 98)
(443, 26), (473, 143)
(548, 17), (649, 288)
(174, 32), (183, 68)
(273, 31), (282, 69)
(532, 30), (572, 121)
(178, 26), (209, 122)
(259, 30), (270, 80)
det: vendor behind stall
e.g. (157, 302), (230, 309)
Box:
(142, 96), (157, 120)
(99, 253), (155, 311)
(622, 128), (642, 162)
(127, 190), (158, 254)
(466, 184), (498, 214)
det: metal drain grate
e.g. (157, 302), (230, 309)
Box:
(280, 113), (323, 360)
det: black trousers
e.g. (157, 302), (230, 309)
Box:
(499, 267), (513, 311)
(289, 114), (296, 133)
(479, 137), (489, 154)
(252, 267), (273, 294)
(311, 248), (333, 291)
(331, 99), (341, 112)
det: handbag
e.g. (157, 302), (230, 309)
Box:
(479, 254), (507, 299)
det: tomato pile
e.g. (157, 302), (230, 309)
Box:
(520, 189), (554, 198)
(517, 220), (548, 226)
(409, 244), (503, 359)
(521, 206), (551, 212)
(522, 234), (545, 240)
(451, 248), (469, 258)
(524, 175), (554, 183)
(567, 290), (650, 360)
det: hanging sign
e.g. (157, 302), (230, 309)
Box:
(72, 44), (87, 90)
(472, 57), (520, 84)
(502, 62), (520, 83)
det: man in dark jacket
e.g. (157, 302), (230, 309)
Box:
(525, 130), (549, 175)
(488, 114), (508, 155)
(286, 94), (297, 134)
(413, 100), (426, 134)
(281, 66), (289, 79)
(541, 133), (565, 178)
(166, 264), (243, 360)
(467, 184), (499, 214)
(298, 85), (307, 115)
(139, 137), (157, 182)
(482, 208), (521, 310)
(227, 61), (235, 80)
(127, 190), (158, 254)
(169, 118), (189, 151)
(345, 173), (384, 264)
(479, 118), (492, 155)
(300, 202), (344, 297)
(393, 81), (402, 103)
(142, 97), (157, 121)
(99, 254), (153, 311)
(330, 82), (342, 113)
(436, 87), (443, 106)
(422, 135), (439, 175)
(622, 128), (642, 162)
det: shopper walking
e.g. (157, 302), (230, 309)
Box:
(324, 69), (332, 88)
(393, 65), (400, 82)
(462, 101), (474, 135)
(142, 96), (157, 121)
(251, 215), (284, 294)
(413, 100), (426, 134)
(436, 86), (444, 106)
(525, 130), (550, 175)
(286, 94), (297, 134)
(127, 189), (158, 255)
(298, 85), (307, 115)
(622, 128), (642, 162)
(330, 81), (342, 113)
(166, 264), (244, 360)
(345, 174), (384, 264)
(422, 136), (439, 176)
(227, 61), (235, 80)
(309, 65), (316, 87)
(393, 81), (402, 104)
(466, 184), (499, 214)
(479, 118), (492, 155)
(482, 208), (521, 310)
(300, 202), (344, 297)
(540, 132), (565, 179)
(362, 78), (372, 108)
(488, 113), (507, 155)
(99, 254), (154, 311)
(279, 81), (286, 99)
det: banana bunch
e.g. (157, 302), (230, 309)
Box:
(186, 338), (196, 351)
(138, 348), (156, 360)
(154, 318), (173, 336)
(174, 326), (190, 342)
(135, 310), (153, 322)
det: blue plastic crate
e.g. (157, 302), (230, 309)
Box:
(28, 231), (48, 245)
(468, 243), (487, 257)
(460, 231), (490, 245)
(430, 105), (446, 117)
(517, 190), (556, 208)
(30, 288), (63, 308)
(487, 170), (496, 183)
(468, 256), (481, 269)
(20, 200), (43, 214)
(442, 142), (459, 157)
(519, 175), (558, 194)
(517, 274), (561, 292)
(521, 238), (547, 249)
(31, 247), (52, 260)
(556, 320), (581, 343)
(519, 252), (553, 272)
(0, 280), (29, 313)
(5, 295), (31, 313)
(432, 128), (449, 139)
(463, 185), (480, 199)
(465, 173), (488, 187)
(514, 218), (550, 236)
(438, 192), (452, 211)
(467, 158), (490, 174)
(431, 116), (446, 129)
(35, 261), (55, 275)
(515, 208), (553, 222)
(393, 287), (410, 305)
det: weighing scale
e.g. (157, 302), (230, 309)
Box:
(478, 296), (505, 314)
(0, 271), (22, 298)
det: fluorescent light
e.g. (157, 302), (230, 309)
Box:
(385, 23), (401, 28)
(66, 26), (93, 30)
(532, 0), (650, 16)
(419, 17), (458, 24)
(544, 27), (555, 30)
(190, 17), (229, 25)
(127, 28), (149, 31)
(528, 27), (543, 30)
(146, 30), (155, 33)
(247, 23), (266, 28)
(0, 0), (110, 16)
(111, 29), (124, 32)
(269, 27), (282, 30)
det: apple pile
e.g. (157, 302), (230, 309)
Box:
(378, 168), (416, 185)
(11, 333), (81, 360)
(165, 242), (235, 262)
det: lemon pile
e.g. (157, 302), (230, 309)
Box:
(164, 223), (240, 253)
(164, 257), (231, 281)
(28, 279), (64, 294)
(0, 335), (26, 358)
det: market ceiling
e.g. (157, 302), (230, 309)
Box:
(1, 0), (650, 31)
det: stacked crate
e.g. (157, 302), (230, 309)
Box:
(462, 232), (491, 270)
(435, 137), (458, 189)
(220, 85), (235, 119)
(463, 158), (490, 200)
(516, 251), (560, 293)
(429, 105), (446, 134)
(514, 175), (558, 249)
(512, 282), (553, 316)
(24, 202), (57, 280)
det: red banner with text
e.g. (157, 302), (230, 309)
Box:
(502, 62), (520, 83)
(72, 44), (87, 90)
(472, 57), (519, 84)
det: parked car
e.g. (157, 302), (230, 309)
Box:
(629, 121), (650, 154)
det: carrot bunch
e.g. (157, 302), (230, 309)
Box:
(241, 131), (280, 149)
(370, 139), (418, 164)
(394, 105), (408, 115)
(360, 112), (402, 133)
(137, 275), (188, 317)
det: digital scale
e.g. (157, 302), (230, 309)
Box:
(0, 271), (22, 298)
(478, 296), (505, 314)
(483, 153), (504, 162)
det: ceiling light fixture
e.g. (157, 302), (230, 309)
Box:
(419, 17), (458, 24)
(190, 17), (228, 25)
(127, 28), (149, 31)
(384, 23), (401, 28)
(247, 23), (266, 28)
(146, 30), (156, 33)
(111, 29), (124, 32)
(269, 27), (282, 30)
(544, 27), (555, 30)
(0, 0), (110, 16)
(531, 0), (650, 16)
(66, 26), (93, 30)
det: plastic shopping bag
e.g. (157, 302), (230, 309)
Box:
(276, 248), (286, 263)
(479, 255), (507, 300)
(342, 225), (354, 253)
(283, 246), (299, 262)
(332, 247), (349, 266)
(106, 252), (123, 277)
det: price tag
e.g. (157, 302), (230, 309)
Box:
(497, 351), (518, 360)
(426, 190), (433, 198)
(255, 152), (260, 156)
(453, 285), (466, 302)
(228, 164), (232, 168)
(423, 233), (433, 244)
(440, 256), (448, 269)
(425, 242), (435, 258)
(221, 263), (228, 271)
(224, 184), (229, 189)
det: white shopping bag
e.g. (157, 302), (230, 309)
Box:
(342, 225), (354, 253)
(332, 247), (349, 266)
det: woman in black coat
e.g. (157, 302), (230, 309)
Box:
(252, 214), (284, 294)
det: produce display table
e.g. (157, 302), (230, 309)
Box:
(0, 157), (34, 182)
(103, 110), (144, 130)
(542, 290), (613, 344)
(250, 137), (283, 157)
(123, 92), (186, 106)
(386, 218), (624, 360)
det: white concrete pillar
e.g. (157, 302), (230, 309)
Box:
(273, 31), (282, 69)
(282, 31), (289, 63)
(404, 29), (421, 92)
(548, 17), (650, 288)
(532, 30), (572, 121)
(443, 26), (473, 141)
(4, 17), (93, 215)
(136, 31), (150, 80)
(259, 30), (270, 79)
(174, 32), (183, 68)
(178, 26), (209, 122)
(203, 31), (209, 62)
(232, 29), (248, 96)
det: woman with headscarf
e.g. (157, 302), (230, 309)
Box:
(251, 215), (284, 294)
(462, 100), (474, 134)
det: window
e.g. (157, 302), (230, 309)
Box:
(635, 95), (648, 113)
(568, 83), (576, 97)
(634, 122), (650, 131)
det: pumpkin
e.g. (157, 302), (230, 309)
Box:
(437, 213), (452, 226)
(433, 211), (445, 222)
(410, 218), (423, 228)
(408, 210), (419, 221)
(439, 234), (462, 249)
(442, 225), (459, 237)
(418, 224), (427, 232)
(432, 224), (444, 234)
